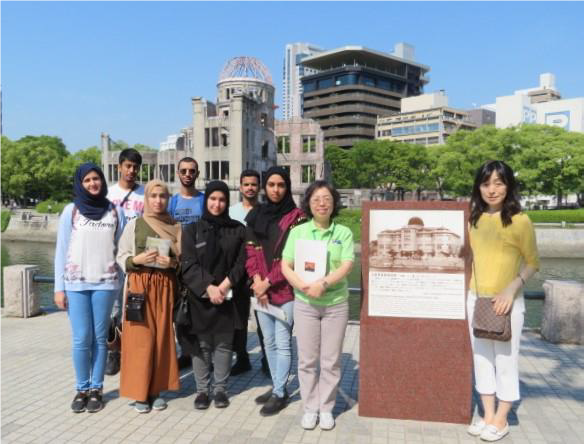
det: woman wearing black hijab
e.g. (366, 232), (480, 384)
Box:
(54, 163), (125, 413)
(245, 167), (306, 416)
(179, 181), (247, 410)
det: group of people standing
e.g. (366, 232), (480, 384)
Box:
(55, 149), (355, 431)
(54, 150), (537, 440)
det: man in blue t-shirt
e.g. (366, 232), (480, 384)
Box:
(168, 157), (204, 226)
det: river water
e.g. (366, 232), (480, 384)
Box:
(2, 240), (583, 327)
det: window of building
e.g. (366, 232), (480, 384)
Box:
(226, 88), (230, 100)
(301, 164), (316, 183)
(221, 133), (228, 147)
(335, 73), (358, 86)
(277, 136), (290, 154)
(170, 166), (175, 183)
(427, 137), (439, 144)
(212, 128), (219, 147)
(212, 161), (220, 179)
(318, 77), (333, 89)
(205, 161), (210, 179)
(304, 81), (316, 93)
(260, 113), (267, 127)
(361, 75), (375, 87)
(205, 128), (210, 147)
(223, 110), (229, 117)
(262, 141), (269, 159)
(302, 135), (316, 153)
(221, 161), (229, 180)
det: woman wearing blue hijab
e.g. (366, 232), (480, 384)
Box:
(54, 163), (125, 413)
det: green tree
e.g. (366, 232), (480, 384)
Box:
(324, 144), (356, 188)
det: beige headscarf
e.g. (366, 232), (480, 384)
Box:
(142, 180), (181, 256)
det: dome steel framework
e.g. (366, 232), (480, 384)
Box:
(219, 56), (273, 85)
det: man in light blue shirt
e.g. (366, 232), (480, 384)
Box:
(229, 169), (269, 376)
(168, 157), (204, 226)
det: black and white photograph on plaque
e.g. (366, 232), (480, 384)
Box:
(369, 210), (464, 272)
(368, 209), (466, 319)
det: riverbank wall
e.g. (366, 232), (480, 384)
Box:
(2, 210), (584, 257)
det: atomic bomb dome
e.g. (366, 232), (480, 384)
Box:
(219, 56), (273, 85)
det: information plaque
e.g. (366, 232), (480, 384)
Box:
(359, 201), (473, 424)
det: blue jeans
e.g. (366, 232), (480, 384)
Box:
(256, 300), (294, 398)
(67, 290), (116, 391)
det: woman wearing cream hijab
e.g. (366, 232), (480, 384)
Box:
(117, 180), (181, 413)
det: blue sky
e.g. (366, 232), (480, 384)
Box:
(2, 1), (583, 152)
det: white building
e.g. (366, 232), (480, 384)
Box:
(282, 42), (324, 120)
(494, 73), (584, 132)
(376, 91), (476, 145)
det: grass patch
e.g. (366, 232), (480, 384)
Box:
(1, 210), (11, 232)
(35, 200), (68, 214)
(336, 208), (362, 242)
(525, 209), (584, 223)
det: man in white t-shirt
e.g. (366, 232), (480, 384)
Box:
(105, 148), (144, 376)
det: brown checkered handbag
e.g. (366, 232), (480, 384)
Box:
(472, 263), (512, 341)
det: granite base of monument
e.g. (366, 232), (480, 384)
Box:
(359, 201), (473, 424)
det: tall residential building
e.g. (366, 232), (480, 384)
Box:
(282, 43), (324, 120)
(376, 91), (477, 145)
(300, 44), (430, 149)
(494, 73), (584, 132)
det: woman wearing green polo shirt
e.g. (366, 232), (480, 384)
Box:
(281, 181), (354, 431)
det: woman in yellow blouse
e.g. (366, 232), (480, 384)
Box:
(467, 160), (539, 442)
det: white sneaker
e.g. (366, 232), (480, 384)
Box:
(467, 419), (487, 436)
(480, 424), (509, 442)
(301, 412), (318, 430)
(319, 412), (335, 431)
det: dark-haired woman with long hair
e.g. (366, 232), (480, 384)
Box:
(179, 181), (247, 410)
(54, 163), (125, 413)
(281, 181), (354, 431)
(245, 166), (306, 416)
(466, 160), (539, 442)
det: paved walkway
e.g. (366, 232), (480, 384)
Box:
(1, 311), (583, 444)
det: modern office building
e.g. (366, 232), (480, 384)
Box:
(467, 108), (496, 127)
(300, 43), (430, 149)
(282, 43), (324, 120)
(494, 73), (584, 132)
(376, 91), (477, 145)
(275, 117), (326, 194)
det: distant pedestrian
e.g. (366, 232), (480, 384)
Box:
(116, 180), (181, 413)
(281, 181), (354, 431)
(54, 163), (125, 413)
(466, 160), (539, 442)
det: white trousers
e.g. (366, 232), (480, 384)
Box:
(467, 291), (525, 402)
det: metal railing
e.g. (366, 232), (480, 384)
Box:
(31, 277), (546, 300)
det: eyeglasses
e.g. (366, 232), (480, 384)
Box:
(179, 169), (197, 175)
(310, 197), (332, 205)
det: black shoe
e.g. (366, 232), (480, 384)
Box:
(214, 392), (230, 409)
(105, 351), (120, 376)
(71, 391), (88, 413)
(86, 389), (104, 413)
(194, 392), (210, 410)
(259, 394), (287, 416)
(254, 388), (273, 405)
(178, 355), (192, 370)
(230, 358), (252, 376)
